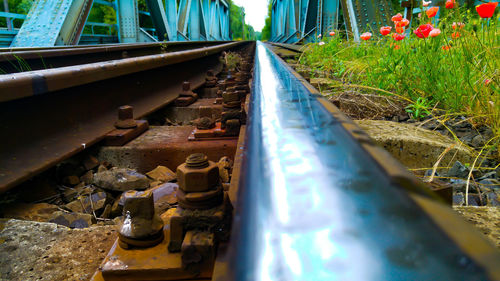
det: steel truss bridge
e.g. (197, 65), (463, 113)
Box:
(268, 0), (484, 43)
(0, 0), (230, 47)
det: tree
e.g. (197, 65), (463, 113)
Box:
(1, 0), (34, 28)
(260, 1), (272, 40)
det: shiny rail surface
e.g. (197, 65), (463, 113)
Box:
(0, 41), (231, 74)
(0, 41), (247, 193)
(225, 42), (500, 280)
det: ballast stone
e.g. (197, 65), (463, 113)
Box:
(93, 167), (149, 191)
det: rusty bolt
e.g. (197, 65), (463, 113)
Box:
(196, 117), (215, 130)
(223, 101), (241, 109)
(114, 105), (137, 129)
(119, 190), (164, 241)
(177, 153), (219, 193)
(222, 91), (240, 103)
(186, 153), (209, 168)
(225, 119), (241, 136)
(199, 106), (213, 119)
(182, 81), (191, 91)
(206, 70), (217, 87)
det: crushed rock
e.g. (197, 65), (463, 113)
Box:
(0, 219), (117, 281)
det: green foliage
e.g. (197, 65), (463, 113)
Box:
(0, 0), (34, 28)
(299, 7), (500, 142)
(405, 97), (431, 120)
(255, 31), (262, 40)
(229, 2), (256, 40)
(85, 0), (117, 35)
(261, 1), (272, 40)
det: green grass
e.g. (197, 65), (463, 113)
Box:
(298, 6), (499, 157)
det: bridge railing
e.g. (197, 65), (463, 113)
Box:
(0, 11), (24, 47)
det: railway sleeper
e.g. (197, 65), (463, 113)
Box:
(0, 45), (255, 281)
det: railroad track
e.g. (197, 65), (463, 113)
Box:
(0, 41), (499, 280)
(0, 41), (246, 193)
(0, 41), (232, 74)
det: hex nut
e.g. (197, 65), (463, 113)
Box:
(119, 190), (164, 240)
(177, 161), (219, 192)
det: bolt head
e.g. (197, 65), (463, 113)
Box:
(115, 105), (137, 129)
(122, 190), (155, 219)
(177, 160), (219, 192)
(182, 81), (191, 91)
(118, 105), (133, 120)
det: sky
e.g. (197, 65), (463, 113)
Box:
(232, 0), (269, 32)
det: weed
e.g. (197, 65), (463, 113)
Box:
(405, 97), (432, 120)
(223, 52), (242, 71)
(299, 4), (499, 158)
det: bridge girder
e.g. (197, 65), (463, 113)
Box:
(270, 0), (394, 43)
(10, 0), (230, 47)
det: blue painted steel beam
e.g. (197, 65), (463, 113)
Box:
(93, 0), (114, 7)
(271, 0), (392, 43)
(11, 0), (94, 47)
(0, 12), (27, 20)
(116, 0), (140, 43)
(9, 0), (229, 47)
(154, 0), (230, 41)
(144, 0), (171, 41)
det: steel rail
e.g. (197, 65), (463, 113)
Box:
(0, 41), (247, 193)
(223, 42), (500, 280)
(0, 41), (232, 74)
(0, 41), (241, 102)
(267, 42), (305, 53)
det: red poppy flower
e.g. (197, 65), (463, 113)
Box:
(451, 32), (461, 39)
(392, 13), (403, 22)
(396, 26), (405, 33)
(360, 32), (372, 40)
(395, 18), (410, 27)
(429, 28), (441, 37)
(414, 24), (433, 38)
(329, 31), (335, 36)
(393, 44), (400, 50)
(392, 33), (406, 41)
(445, 0), (456, 9)
(484, 79), (492, 86)
(380, 26), (392, 36)
(426, 6), (439, 17)
(442, 45), (451, 50)
(476, 2), (498, 18)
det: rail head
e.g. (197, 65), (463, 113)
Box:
(0, 41), (243, 103)
(223, 41), (500, 281)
